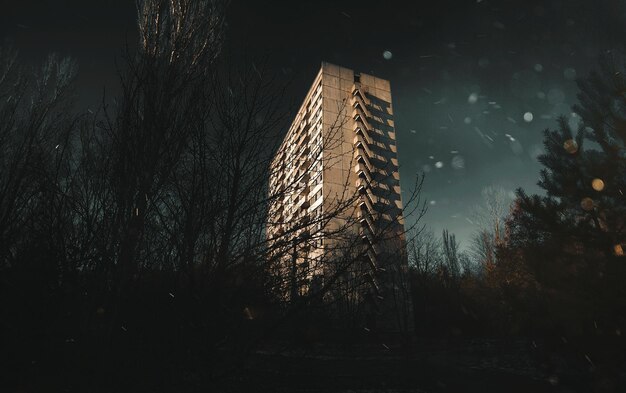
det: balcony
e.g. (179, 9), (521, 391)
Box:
(353, 122), (373, 145)
(297, 182), (309, 194)
(299, 185), (310, 198)
(357, 196), (380, 220)
(355, 163), (374, 184)
(277, 168), (285, 181)
(298, 197), (310, 210)
(351, 85), (369, 105)
(352, 133), (376, 157)
(354, 135), (372, 157)
(352, 99), (372, 119)
(352, 110), (373, 132)
(296, 131), (310, 148)
(360, 223), (379, 248)
(352, 92), (372, 117)
(366, 247), (378, 268)
(355, 153), (374, 174)
(356, 177), (369, 194)
(358, 195), (376, 216)
(355, 175), (369, 189)
(298, 212), (310, 225)
(299, 158), (311, 170)
(359, 211), (377, 237)
(356, 185), (378, 215)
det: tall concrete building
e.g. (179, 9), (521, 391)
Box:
(267, 62), (411, 331)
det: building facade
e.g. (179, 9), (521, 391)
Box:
(267, 62), (411, 331)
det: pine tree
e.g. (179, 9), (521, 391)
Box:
(504, 52), (626, 334)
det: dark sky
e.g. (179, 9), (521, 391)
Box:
(3, 0), (626, 247)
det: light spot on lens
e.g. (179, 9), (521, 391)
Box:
(563, 139), (578, 154)
(580, 197), (594, 211)
(523, 112), (534, 122)
(591, 178), (605, 192)
(451, 155), (465, 169)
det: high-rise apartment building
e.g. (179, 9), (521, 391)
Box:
(267, 62), (411, 331)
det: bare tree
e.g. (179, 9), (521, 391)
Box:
(469, 185), (510, 274)
(0, 45), (78, 269)
(441, 229), (461, 287)
(1, 3), (429, 386)
(407, 227), (440, 276)
(98, 0), (227, 297)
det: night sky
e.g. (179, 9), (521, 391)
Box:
(3, 0), (626, 246)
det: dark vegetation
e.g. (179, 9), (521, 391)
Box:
(1, 1), (624, 392)
(406, 53), (626, 391)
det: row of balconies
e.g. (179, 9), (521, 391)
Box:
(271, 82), (324, 190)
(354, 135), (390, 170)
(351, 87), (398, 157)
(352, 85), (392, 208)
(359, 213), (385, 297)
(352, 85), (387, 298)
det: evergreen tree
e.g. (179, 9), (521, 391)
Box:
(505, 52), (626, 334)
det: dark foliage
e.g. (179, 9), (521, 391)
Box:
(403, 52), (626, 392)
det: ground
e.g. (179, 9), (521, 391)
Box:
(222, 338), (620, 393)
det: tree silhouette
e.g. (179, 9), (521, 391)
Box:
(0, 1), (428, 387)
(505, 52), (626, 335)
